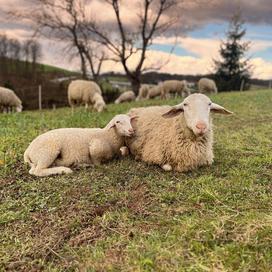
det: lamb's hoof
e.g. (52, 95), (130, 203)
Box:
(162, 164), (172, 171)
(60, 167), (73, 174)
(29, 168), (36, 175)
(120, 146), (129, 156)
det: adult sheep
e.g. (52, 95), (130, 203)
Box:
(146, 85), (161, 99)
(0, 87), (23, 113)
(136, 85), (150, 101)
(198, 78), (218, 94)
(115, 91), (136, 104)
(68, 80), (106, 112)
(127, 93), (232, 172)
(24, 114), (136, 177)
(160, 80), (190, 99)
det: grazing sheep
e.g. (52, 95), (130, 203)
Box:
(0, 87), (23, 113)
(160, 80), (191, 99)
(92, 92), (106, 112)
(146, 85), (162, 99)
(115, 91), (136, 104)
(198, 78), (218, 94)
(24, 114), (136, 177)
(127, 93), (232, 172)
(68, 80), (104, 111)
(136, 85), (150, 101)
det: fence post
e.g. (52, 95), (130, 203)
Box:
(269, 80), (272, 89)
(240, 79), (245, 92)
(38, 85), (42, 110)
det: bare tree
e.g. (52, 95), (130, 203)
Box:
(85, 0), (178, 93)
(14, 0), (107, 81)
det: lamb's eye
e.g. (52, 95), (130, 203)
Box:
(116, 121), (120, 124)
(208, 102), (212, 106)
(183, 103), (188, 107)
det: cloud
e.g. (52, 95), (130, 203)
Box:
(0, 0), (272, 80)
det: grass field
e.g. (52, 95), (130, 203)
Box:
(0, 90), (272, 271)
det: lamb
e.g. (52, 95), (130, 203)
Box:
(92, 92), (106, 112)
(198, 78), (218, 94)
(126, 93), (232, 172)
(0, 87), (23, 113)
(24, 114), (136, 177)
(115, 90), (136, 104)
(68, 80), (106, 111)
(136, 84), (150, 101)
(146, 85), (161, 99)
(160, 80), (191, 99)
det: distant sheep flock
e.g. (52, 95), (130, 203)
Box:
(0, 77), (218, 113)
(1, 76), (232, 176)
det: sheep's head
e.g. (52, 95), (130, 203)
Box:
(16, 105), (23, 112)
(108, 114), (137, 137)
(95, 101), (106, 112)
(163, 93), (232, 137)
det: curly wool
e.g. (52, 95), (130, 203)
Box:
(127, 106), (214, 172)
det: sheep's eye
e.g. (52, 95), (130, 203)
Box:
(183, 103), (188, 107)
(116, 121), (120, 124)
(208, 102), (212, 106)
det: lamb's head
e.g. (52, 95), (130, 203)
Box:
(163, 93), (232, 137)
(108, 114), (137, 137)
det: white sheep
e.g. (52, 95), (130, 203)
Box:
(0, 87), (23, 113)
(127, 93), (232, 172)
(146, 85), (161, 99)
(68, 80), (106, 111)
(24, 114), (136, 177)
(136, 85), (150, 101)
(115, 91), (136, 104)
(160, 80), (191, 99)
(92, 92), (106, 112)
(198, 78), (218, 94)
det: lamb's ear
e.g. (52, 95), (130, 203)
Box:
(162, 105), (184, 118)
(210, 103), (233, 114)
(107, 120), (116, 130)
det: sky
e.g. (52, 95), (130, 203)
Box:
(0, 0), (272, 79)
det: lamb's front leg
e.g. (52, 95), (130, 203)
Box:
(161, 164), (172, 171)
(89, 139), (112, 165)
(120, 146), (130, 156)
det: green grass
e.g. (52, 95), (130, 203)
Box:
(38, 63), (78, 76)
(0, 90), (272, 271)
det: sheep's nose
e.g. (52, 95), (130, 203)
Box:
(196, 122), (207, 131)
(128, 128), (134, 133)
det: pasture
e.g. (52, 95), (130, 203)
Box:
(0, 90), (272, 271)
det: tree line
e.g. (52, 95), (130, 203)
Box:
(0, 34), (42, 79)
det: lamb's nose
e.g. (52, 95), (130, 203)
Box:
(128, 128), (134, 133)
(196, 122), (207, 131)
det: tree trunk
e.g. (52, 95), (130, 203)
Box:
(128, 75), (141, 96)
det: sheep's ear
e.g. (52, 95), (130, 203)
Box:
(162, 105), (184, 118)
(210, 103), (233, 114)
(130, 115), (139, 121)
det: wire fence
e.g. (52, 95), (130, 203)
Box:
(14, 82), (69, 110)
